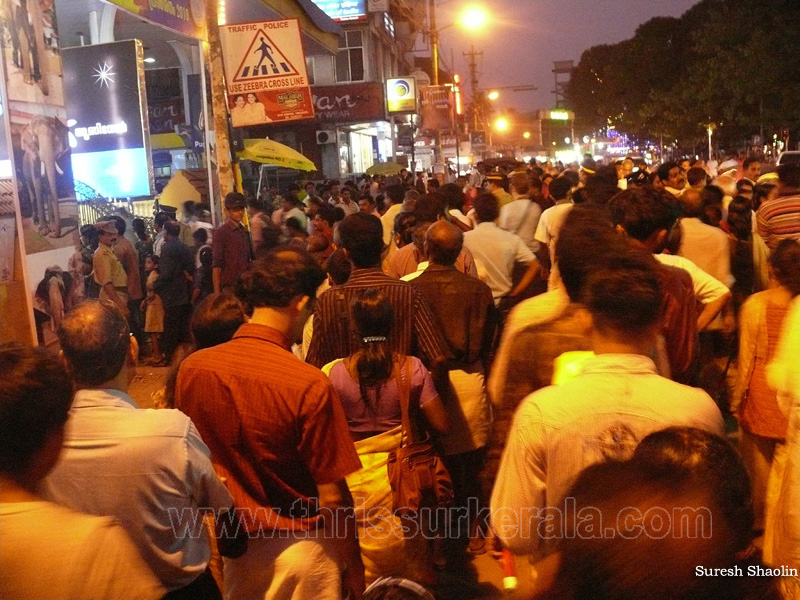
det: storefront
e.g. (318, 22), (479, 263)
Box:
(0, 0), (340, 346)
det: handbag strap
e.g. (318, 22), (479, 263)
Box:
(394, 355), (414, 447)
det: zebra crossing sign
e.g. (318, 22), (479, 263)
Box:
(220, 19), (315, 124)
(220, 19), (310, 95)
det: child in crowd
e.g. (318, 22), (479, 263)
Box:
(141, 255), (165, 366)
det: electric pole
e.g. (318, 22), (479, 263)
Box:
(463, 45), (483, 131)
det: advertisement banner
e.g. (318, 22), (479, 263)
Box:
(420, 85), (454, 132)
(311, 0), (367, 21)
(62, 40), (154, 199)
(386, 77), (416, 113)
(312, 82), (384, 123)
(221, 20), (314, 126)
(105, 0), (207, 40)
(149, 98), (185, 134)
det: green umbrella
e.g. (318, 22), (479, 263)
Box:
(366, 162), (403, 176)
(238, 138), (316, 171)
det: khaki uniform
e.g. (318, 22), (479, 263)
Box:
(93, 244), (128, 304)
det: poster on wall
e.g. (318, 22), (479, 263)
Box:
(0, 0), (77, 256)
(62, 40), (154, 200)
(220, 20), (315, 126)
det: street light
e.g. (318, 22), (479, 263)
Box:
(487, 90), (500, 101)
(523, 131), (531, 139)
(460, 6), (488, 31)
(495, 117), (509, 132)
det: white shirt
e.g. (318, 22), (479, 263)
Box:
(463, 222), (536, 302)
(490, 354), (725, 560)
(335, 199), (359, 216)
(0, 501), (165, 600)
(498, 197), (542, 253)
(534, 202), (573, 289)
(654, 253), (730, 304)
(678, 218), (734, 287)
(40, 389), (234, 590)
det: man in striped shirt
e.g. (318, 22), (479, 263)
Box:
(306, 212), (451, 370)
(757, 163), (800, 250)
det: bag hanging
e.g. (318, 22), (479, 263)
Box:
(386, 356), (454, 525)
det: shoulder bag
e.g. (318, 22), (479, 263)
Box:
(387, 356), (454, 526)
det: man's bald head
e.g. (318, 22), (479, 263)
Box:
(425, 220), (463, 266)
(58, 300), (130, 388)
(678, 188), (705, 218)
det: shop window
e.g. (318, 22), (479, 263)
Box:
(336, 30), (365, 82)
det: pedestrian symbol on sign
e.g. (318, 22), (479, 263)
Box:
(233, 29), (300, 82)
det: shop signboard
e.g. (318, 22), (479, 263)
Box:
(312, 82), (384, 123)
(105, 0), (207, 40)
(419, 85), (454, 132)
(470, 130), (487, 149)
(311, 0), (368, 21)
(149, 98), (185, 134)
(386, 77), (417, 113)
(397, 124), (414, 148)
(62, 40), (154, 199)
(221, 20), (315, 126)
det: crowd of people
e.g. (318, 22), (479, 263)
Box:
(3, 155), (800, 600)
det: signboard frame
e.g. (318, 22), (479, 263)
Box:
(221, 19), (315, 126)
(386, 77), (417, 114)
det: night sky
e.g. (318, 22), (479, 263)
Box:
(437, 0), (700, 113)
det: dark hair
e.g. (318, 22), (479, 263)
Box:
(656, 161), (679, 183)
(752, 183), (776, 211)
(314, 203), (338, 228)
(677, 188), (705, 219)
(742, 156), (760, 171)
(338, 213), (384, 268)
(58, 300), (131, 387)
(726, 196), (753, 241)
(393, 212), (417, 246)
(131, 218), (147, 240)
(555, 205), (624, 301)
(562, 170), (579, 189)
(248, 195), (267, 213)
(542, 457), (769, 600)
(632, 427), (754, 552)
(549, 176), (572, 201)
(581, 251), (662, 337)
(427, 178), (440, 189)
(327, 248), (352, 286)
(236, 249), (326, 311)
(351, 288), (395, 414)
(145, 253), (159, 267)
(607, 187), (679, 241)
(686, 167), (708, 187)
(386, 184), (405, 205)
(584, 167), (620, 206)
(198, 246), (212, 267)
(193, 227), (208, 243)
(736, 179), (754, 193)
(224, 191), (247, 209)
(413, 193), (446, 223)
(472, 192), (499, 223)
(108, 214), (126, 235)
(770, 239), (800, 296)
(154, 211), (172, 229)
(0, 344), (73, 476)
(777, 163), (800, 188)
(164, 221), (181, 238)
(438, 183), (465, 212)
(285, 217), (305, 234)
(191, 293), (246, 349)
